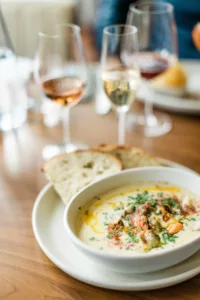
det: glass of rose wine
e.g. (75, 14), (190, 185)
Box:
(127, 1), (178, 137)
(101, 25), (140, 144)
(34, 24), (87, 160)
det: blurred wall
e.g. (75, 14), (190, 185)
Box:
(77, 0), (100, 27)
(1, 0), (77, 58)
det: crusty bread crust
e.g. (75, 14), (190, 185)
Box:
(93, 144), (163, 169)
(41, 149), (122, 172)
(94, 144), (142, 152)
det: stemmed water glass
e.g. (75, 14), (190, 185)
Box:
(34, 24), (87, 160)
(101, 25), (140, 144)
(127, 1), (177, 137)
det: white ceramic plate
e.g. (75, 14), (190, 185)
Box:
(32, 160), (200, 291)
(137, 60), (200, 115)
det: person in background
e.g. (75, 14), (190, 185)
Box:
(95, 0), (200, 59)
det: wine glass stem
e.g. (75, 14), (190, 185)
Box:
(144, 81), (157, 127)
(117, 110), (127, 145)
(145, 96), (153, 118)
(62, 107), (71, 145)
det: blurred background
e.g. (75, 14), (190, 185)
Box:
(0, 0), (200, 191)
(0, 0), (100, 132)
(1, 0), (200, 133)
(1, 0), (98, 59)
(2, 0), (200, 59)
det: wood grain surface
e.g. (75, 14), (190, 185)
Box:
(0, 101), (200, 300)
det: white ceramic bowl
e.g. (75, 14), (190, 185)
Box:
(64, 167), (200, 274)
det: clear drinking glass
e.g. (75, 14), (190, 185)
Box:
(127, 1), (177, 137)
(34, 24), (87, 160)
(0, 7), (27, 131)
(101, 25), (140, 144)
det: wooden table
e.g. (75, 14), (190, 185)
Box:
(0, 101), (200, 300)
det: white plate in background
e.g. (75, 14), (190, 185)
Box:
(137, 60), (200, 115)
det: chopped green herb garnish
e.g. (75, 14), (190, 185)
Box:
(161, 231), (178, 244)
(102, 212), (108, 221)
(173, 211), (179, 216)
(114, 202), (124, 211)
(150, 199), (158, 208)
(156, 221), (163, 231)
(157, 192), (163, 197)
(162, 198), (179, 208)
(127, 232), (139, 243)
(187, 217), (196, 221)
(89, 237), (95, 241)
(123, 215), (130, 221)
(125, 246), (130, 250)
(155, 211), (161, 215)
(114, 207), (123, 211)
(104, 222), (109, 226)
(107, 233), (113, 239)
(128, 196), (135, 201)
(128, 192), (158, 208)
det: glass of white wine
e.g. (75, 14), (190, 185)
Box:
(101, 25), (140, 144)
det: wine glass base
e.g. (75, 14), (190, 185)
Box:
(127, 112), (172, 137)
(42, 142), (88, 161)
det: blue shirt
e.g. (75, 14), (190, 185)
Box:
(160, 0), (200, 59)
(95, 0), (200, 59)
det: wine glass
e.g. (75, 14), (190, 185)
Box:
(34, 24), (87, 160)
(127, 1), (177, 137)
(101, 25), (140, 144)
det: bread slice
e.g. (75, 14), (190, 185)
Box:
(151, 62), (187, 97)
(42, 150), (122, 205)
(94, 144), (163, 169)
(151, 62), (187, 89)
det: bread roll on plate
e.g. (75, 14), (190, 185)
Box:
(151, 62), (187, 97)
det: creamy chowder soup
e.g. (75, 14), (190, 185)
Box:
(76, 183), (200, 254)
